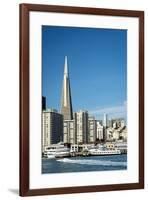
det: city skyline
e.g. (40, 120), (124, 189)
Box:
(42, 26), (127, 120)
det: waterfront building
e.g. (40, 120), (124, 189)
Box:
(104, 142), (115, 150)
(106, 127), (119, 141)
(76, 110), (88, 144)
(42, 96), (46, 110)
(88, 116), (97, 143)
(106, 127), (113, 141)
(108, 118), (125, 128)
(106, 124), (127, 142)
(63, 119), (76, 144)
(114, 141), (127, 153)
(42, 109), (63, 151)
(70, 144), (79, 153)
(112, 118), (124, 128)
(112, 130), (120, 140)
(61, 56), (73, 120)
(96, 121), (104, 140)
(119, 127), (127, 141)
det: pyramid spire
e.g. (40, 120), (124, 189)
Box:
(64, 56), (68, 76)
(61, 56), (73, 120)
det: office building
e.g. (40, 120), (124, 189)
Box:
(42, 109), (63, 151)
(96, 121), (104, 140)
(76, 110), (88, 144)
(88, 116), (97, 143)
(63, 119), (76, 144)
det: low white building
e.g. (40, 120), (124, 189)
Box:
(106, 125), (127, 142)
(70, 144), (79, 152)
(112, 130), (120, 140)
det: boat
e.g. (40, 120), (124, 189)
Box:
(88, 146), (121, 156)
(43, 154), (55, 159)
(43, 142), (70, 158)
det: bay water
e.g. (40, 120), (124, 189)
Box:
(42, 154), (127, 174)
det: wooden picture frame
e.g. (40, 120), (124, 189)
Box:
(20, 3), (144, 196)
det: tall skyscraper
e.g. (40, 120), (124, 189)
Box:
(61, 56), (73, 120)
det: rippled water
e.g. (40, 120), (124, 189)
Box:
(42, 154), (127, 174)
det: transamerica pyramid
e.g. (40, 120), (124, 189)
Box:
(61, 56), (73, 120)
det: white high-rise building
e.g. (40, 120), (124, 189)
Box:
(76, 110), (88, 144)
(42, 109), (63, 151)
(96, 121), (104, 140)
(63, 119), (76, 144)
(113, 122), (117, 129)
(88, 116), (97, 143)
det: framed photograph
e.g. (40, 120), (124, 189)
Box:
(20, 3), (144, 196)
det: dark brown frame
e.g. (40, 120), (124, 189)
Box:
(20, 3), (144, 196)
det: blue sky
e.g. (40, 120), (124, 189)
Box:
(42, 26), (127, 120)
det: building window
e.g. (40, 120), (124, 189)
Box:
(70, 123), (73, 128)
(90, 124), (94, 129)
(64, 127), (67, 133)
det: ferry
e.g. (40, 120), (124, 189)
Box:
(88, 146), (121, 156)
(43, 142), (70, 159)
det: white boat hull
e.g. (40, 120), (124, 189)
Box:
(46, 155), (55, 159)
(89, 149), (121, 156)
